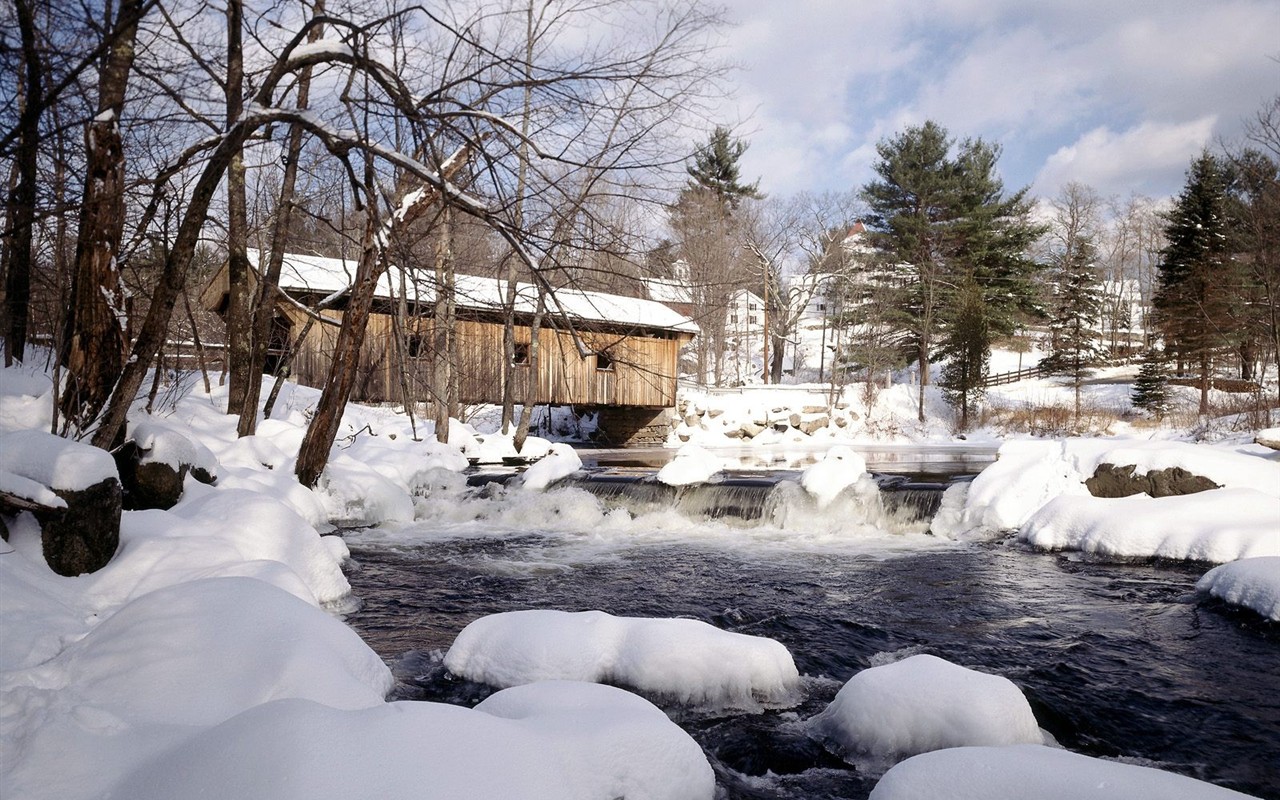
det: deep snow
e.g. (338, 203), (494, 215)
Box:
(1, 356), (1276, 800)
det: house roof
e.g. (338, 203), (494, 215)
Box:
(251, 250), (699, 336)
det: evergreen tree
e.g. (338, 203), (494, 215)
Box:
(861, 120), (1043, 424)
(1041, 238), (1105, 419)
(936, 278), (990, 430)
(1131, 347), (1172, 419)
(686, 126), (762, 210)
(1153, 152), (1240, 414)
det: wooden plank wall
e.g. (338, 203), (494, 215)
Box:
(283, 308), (686, 408)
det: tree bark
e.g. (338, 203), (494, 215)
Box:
(295, 225), (384, 488)
(238, 0), (323, 437)
(433, 208), (454, 443)
(59, 0), (144, 434)
(2, 0), (41, 367)
(224, 0), (253, 427)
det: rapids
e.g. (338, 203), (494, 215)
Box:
(341, 466), (1279, 800)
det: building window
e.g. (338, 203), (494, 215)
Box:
(818, 303), (826, 312)
(731, 314), (738, 324)
(407, 334), (428, 359)
(596, 352), (614, 371)
(512, 343), (530, 365)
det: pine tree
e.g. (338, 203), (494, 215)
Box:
(861, 120), (1044, 424)
(936, 278), (990, 430)
(1131, 348), (1172, 419)
(1041, 238), (1105, 419)
(1154, 152), (1239, 414)
(686, 126), (762, 210)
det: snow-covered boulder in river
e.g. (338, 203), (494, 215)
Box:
(800, 445), (870, 508)
(1197, 557), (1280, 620)
(520, 442), (583, 490)
(444, 609), (800, 711)
(869, 743), (1258, 800)
(809, 654), (1046, 760)
(656, 443), (724, 486)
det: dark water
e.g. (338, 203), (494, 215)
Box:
(342, 520), (1280, 799)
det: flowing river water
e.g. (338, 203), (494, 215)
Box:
(341, 452), (1280, 799)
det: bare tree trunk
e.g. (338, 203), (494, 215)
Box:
(296, 221), (384, 488)
(239, 1), (323, 437)
(433, 208), (454, 443)
(1199, 352), (1210, 415)
(224, 0), (253, 426)
(391, 261), (418, 440)
(2, 0), (41, 366)
(58, 0), (144, 436)
(513, 290), (545, 452)
(502, 0), (536, 433)
(182, 291), (211, 395)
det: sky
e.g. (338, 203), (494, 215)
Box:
(710, 0), (1279, 204)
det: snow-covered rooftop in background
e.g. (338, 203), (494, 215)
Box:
(249, 250), (699, 335)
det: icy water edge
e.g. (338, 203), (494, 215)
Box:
(340, 480), (1280, 799)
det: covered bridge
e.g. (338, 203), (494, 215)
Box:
(202, 251), (698, 443)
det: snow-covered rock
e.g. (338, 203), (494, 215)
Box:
(520, 442), (583, 490)
(1019, 489), (1280, 563)
(111, 682), (714, 800)
(800, 446), (868, 508)
(809, 654), (1045, 760)
(1197, 557), (1280, 620)
(656, 443), (724, 486)
(444, 609), (800, 711)
(951, 439), (1280, 541)
(869, 743), (1257, 800)
(0, 429), (117, 492)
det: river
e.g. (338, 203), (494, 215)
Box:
(341, 461), (1279, 799)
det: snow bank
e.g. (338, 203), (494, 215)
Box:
(0, 365), (54, 433)
(869, 744), (1257, 800)
(520, 442), (583, 490)
(1197, 557), (1280, 620)
(35, 578), (390, 726)
(0, 578), (391, 800)
(809, 654), (1044, 759)
(656, 443), (724, 486)
(950, 439), (1280, 545)
(800, 445), (869, 508)
(112, 682), (714, 800)
(0, 429), (117, 491)
(444, 609), (801, 711)
(83, 484), (352, 608)
(1020, 489), (1280, 563)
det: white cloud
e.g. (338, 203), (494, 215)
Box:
(1032, 117), (1218, 198)
(712, 0), (1278, 200)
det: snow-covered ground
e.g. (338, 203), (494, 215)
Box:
(2, 353), (1277, 799)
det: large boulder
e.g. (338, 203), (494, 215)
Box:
(1085, 463), (1220, 498)
(39, 477), (122, 576)
(0, 430), (122, 575)
(114, 423), (217, 510)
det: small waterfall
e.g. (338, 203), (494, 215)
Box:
(481, 471), (954, 532)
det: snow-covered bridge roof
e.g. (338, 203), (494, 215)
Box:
(249, 250), (699, 336)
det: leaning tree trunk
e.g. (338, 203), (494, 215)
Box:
(293, 143), (475, 486)
(295, 227), (384, 488)
(59, 0), (144, 435)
